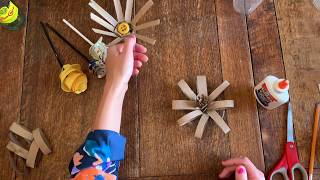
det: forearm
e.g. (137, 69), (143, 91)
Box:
(92, 79), (128, 132)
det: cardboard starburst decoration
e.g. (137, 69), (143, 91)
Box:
(172, 76), (235, 139)
(89, 0), (160, 46)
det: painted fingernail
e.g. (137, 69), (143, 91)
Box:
(237, 167), (245, 174)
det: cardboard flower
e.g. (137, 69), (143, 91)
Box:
(89, 0), (160, 45)
(172, 76), (235, 138)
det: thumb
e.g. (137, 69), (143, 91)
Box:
(123, 34), (136, 53)
(235, 166), (248, 180)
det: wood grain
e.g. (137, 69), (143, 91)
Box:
(124, 174), (214, 180)
(0, 0), (28, 179)
(19, 0), (138, 179)
(137, 0), (230, 177)
(275, 0), (320, 168)
(246, 0), (287, 172)
(215, 0), (265, 171)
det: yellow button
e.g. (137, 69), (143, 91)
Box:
(117, 22), (130, 35)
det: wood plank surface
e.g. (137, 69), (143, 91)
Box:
(246, 0), (287, 172)
(124, 174), (214, 180)
(0, 1), (28, 179)
(274, 0), (320, 169)
(137, 0), (230, 177)
(19, 0), (138, 179)
(215, 0), (265, 171)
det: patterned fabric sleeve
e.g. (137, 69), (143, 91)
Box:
(69, 130), (126, 180)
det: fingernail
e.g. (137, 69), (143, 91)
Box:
(237, 167), (245, 174)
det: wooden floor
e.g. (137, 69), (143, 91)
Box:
(0, 0), (320, 179)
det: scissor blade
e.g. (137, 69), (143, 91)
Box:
(287, 103), (295, 142)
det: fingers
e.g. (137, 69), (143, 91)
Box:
(132, 68), (140, 76)
(222, 157), (257, 174)
(219, 165), (237, 178)
(134, 60), (142, 68)
(235, 166), (248, 180)
(222, 157), (255, 168)
(134, 52), (149, 62)
(134, 43), (147, 53)
(132, 61), (142, 76)
(123, 34), (136, 52)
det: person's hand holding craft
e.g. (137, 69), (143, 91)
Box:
(106, 34), (148, 85)
(219, 157), (265, 180)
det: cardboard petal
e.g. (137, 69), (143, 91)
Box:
(177, 79), (197, 100)
(208, 80), (230, 101)
(207, 110), (231, 134)
(132, 0), (154, 25)
(172, 100), (198, 110)
(177, 110), (203, 126)
(194, 114), (210, 139)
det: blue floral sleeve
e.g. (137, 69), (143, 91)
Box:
(69, 130), (126, 180)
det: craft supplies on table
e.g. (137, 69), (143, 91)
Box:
(0, 0), (25, 30)
(172, 76), (234, 138)
(40, 22), (88, 94)
(254, 75), (289, 110)
(44, 22), (106, 79)
(268, 103), (308, 180)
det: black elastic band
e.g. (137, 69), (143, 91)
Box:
(44, 23), (91, 63)
(40, 22), (64, 68)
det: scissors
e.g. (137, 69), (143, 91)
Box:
(268, 103), (308, 180)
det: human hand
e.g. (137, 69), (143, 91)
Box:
(105, 34), (148, 85)
(219, 157), (265, 180)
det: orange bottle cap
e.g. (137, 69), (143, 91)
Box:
(278, 79), (289, 89)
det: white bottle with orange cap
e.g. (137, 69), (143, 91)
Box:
(254, 75), (289, 110)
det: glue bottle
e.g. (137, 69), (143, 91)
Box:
(0, 0), (25, 30)
(254, 75), (289, 110)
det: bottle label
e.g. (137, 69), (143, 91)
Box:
(0, 2), (19, 24)
(255, 83), (277, 107)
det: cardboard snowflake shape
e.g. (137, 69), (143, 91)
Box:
(89, 0), (160, 46)
(172, 76), (235, 138)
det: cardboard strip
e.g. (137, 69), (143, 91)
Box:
(26, 141), (39, 168)
(197, 76), (208, 96)
(32, 129), (51, 155)
(208, 80), (230, 101)
(207, 110), (230, 134)
(9, 122), (33, 141)
(63, 19), (94, 46)
(177, 110), (203, 126)
(108, 37), (123, 46)
(89, 0), (118, 26)
(113, 0), (124, 21)
(8, 151), (28, 175)
(90, 13), (115, 32)
(134, 19), (160, 31)
(125, 0), (134, 22)
(177, 80), (197, 100)
(208, 100), (234, 111)
(172, 100), (198, 110)
(92, 28), (118, 37)
(6, 141), (28, 159)
(136, 34), (156, 45)
(131, 0), (154, 25)
(194, 114), (210, 138)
